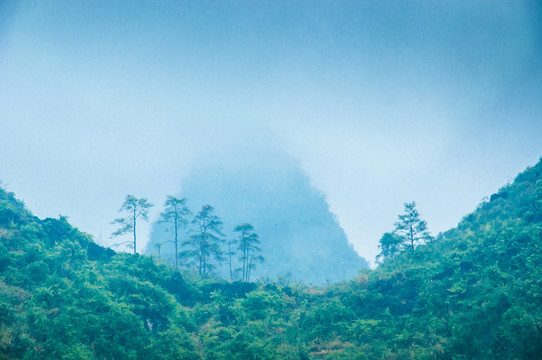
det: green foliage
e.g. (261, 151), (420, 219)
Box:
(377, 202), (433, 263)
(1, 158), (542, 359)
(375, 232), (402, 263)
(393, 201), (433, 250)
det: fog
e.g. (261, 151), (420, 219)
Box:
(147, 145), (368, 284)
(1, 1), (541, 263)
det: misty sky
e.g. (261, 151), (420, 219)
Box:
(1, 1), (542, 263)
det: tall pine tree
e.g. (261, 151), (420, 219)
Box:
(159, 196), (191, 270)
(234, 223), (263, 282)
(393, 201), (433, 250)
(111, 195), (154, 254)
(184, 205), (224, 275)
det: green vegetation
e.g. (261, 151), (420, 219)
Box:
(1, 158), (542, 359)
(377, 201), (433, 262)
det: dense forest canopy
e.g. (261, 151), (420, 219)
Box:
(0, 158), (541, 359)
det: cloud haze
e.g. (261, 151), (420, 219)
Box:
(1, 1), (541, 262)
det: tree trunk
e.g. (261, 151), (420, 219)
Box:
(174, 212), (178, 270)
(133, 208), (137, 254)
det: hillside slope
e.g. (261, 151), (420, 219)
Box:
(328, 158), (542, 358)
(0, 158), (541, 359)
(0, 188), (200, 359)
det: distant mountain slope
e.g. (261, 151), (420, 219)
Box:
(147, 149), (368, 284)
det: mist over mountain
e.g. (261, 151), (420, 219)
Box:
(146, 148), (368, 284)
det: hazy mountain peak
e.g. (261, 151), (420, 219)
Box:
(148, 148), (368, 284)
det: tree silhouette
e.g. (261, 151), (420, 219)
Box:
(226, 236), (238, 281)
(376, 232), (403, 263)
(111, 195), (154, 254)
(234, 223), (263, 282)
(184, 205), (224, 275)
(394, 201), (433, 250)
(159, 196), (191, 270)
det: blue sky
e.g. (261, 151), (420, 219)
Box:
(1, 1), (541, 262)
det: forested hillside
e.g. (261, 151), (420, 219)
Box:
(1, 158), (541, 359)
